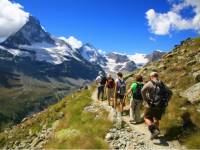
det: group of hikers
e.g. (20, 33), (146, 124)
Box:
(96, 71), (172, 140)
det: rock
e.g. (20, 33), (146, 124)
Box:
(193, 71), (200, 82)
(31, 137), (43, 147)
(21, 117), (28, 123)
(57, 112), (64, 119)
(180, 82), (200, 104)
(180, 107), (187, 111)
(163, 52), (174, 58)
(52, 120), (60, 130)
(105, 133), (114, 141)
(187, 60), (197, 66)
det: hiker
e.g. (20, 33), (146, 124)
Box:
(114, 72), (126, 114)
(141, 72), (172, 140)
(126, 75), (144, 124)
(96, 71), (107, 101)
(106, 74), (115, 106)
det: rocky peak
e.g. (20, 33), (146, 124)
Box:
(1, 15), (55, 48)
(106, 52), (129, 63)
(145, 50), (166, 62)
(78, 43), (107, 65)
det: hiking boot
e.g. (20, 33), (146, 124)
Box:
(150, 129), (160, 140)
(148, 125), (160, 140)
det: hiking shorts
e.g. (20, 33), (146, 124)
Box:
(144, 107), (165, 120)
(106, 88), (114, 100)
(115, 94), (125, 102)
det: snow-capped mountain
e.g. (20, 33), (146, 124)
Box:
(0, 14), (165, 80)
(2, 16), (55, 47)
(1, 16), (85, 65)
(71, 41), (164, 73)
(0, 15), (103, 80)
(78, 43), (107, 66)
(104, 52), (137, 73)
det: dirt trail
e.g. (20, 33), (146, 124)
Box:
(92, 90), (184, 150)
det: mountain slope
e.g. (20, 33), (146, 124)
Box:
(126, 37), (200, 148)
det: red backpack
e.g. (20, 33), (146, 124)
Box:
(107, 78), (115, 89)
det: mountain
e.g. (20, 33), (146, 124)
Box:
(2, 16), (55, 48)
(78, 43), (107, 66)
(145, 50), (166, 62)
(76, 43), (165, 74)
(0, 15), (103, 130)
(104, 52), (137, 73)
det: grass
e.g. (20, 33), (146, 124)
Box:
(124, 37), (200, 148)
(45, 88), (112, 149)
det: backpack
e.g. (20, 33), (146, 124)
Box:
(132, 83), (143, 100)
(107, 78), (115, 89)
(150, 81), (171, 107)
(100, 76), (107, 85)
(117, 79), (126, 95)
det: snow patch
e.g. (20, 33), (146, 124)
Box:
(60, 36), (83, 49)
(128, 53), (149, 65)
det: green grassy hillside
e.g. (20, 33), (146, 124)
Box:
(126, 37), (200, 148)
(0, 86), (112, 149)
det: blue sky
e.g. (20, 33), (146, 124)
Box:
(10, 0), (200, 54)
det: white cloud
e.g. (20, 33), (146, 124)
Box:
(0, 0), (29, 39)
(146, 0), (200, 35)
(60, 36), (83, 49)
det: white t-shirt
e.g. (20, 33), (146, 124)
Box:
(96, 75), (103, 86)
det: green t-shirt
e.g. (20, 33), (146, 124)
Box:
(131, 82), (144, 93)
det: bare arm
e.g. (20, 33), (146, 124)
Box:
(126, 87), (132, 96)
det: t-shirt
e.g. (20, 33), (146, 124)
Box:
(96, 75), (106, 87)
(131, 82), (143, 93)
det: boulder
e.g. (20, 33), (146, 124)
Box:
(105, 133), (114, 141)
(180, 82), (200, 104)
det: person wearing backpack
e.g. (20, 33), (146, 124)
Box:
(141, 72), (172, 140)
(126, 75), (144, 124)
(114, 72), (126, 114)
(96, 71), (107, 101)
(106, 74), (115, 106)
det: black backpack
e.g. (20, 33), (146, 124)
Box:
(150, 81), (171, 107)
(100, 76), (107, 85)
(132, 83), (143, 100)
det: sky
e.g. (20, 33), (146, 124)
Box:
(1, 0), (200, 54)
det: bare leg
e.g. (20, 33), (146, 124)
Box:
(120, 101), (124, 113)
(144, 117), (153, 126)
(154, 119), (159, 127)
(114, 98), (117, 109)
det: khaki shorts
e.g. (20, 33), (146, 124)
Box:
(144, 107), (165, 120)
(106, 88), (114, 100)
